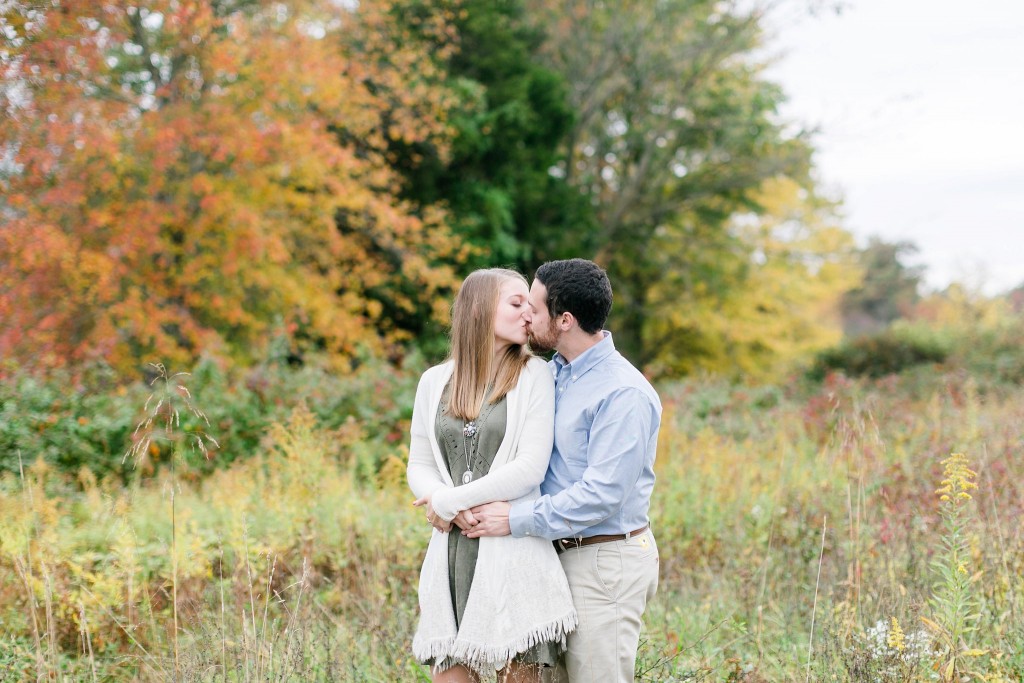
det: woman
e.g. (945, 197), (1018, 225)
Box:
(407, 268), (576, 682)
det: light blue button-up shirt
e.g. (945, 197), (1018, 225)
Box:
(509, 332), (661, 540)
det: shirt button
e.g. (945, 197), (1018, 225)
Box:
(571, 375), (578, 381)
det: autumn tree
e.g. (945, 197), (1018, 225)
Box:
(0, 0), (460, 377)
(528, 0), (820, 368)
(643, 177), (861, 379)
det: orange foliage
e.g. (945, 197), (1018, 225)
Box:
(0, 0), (461, 376)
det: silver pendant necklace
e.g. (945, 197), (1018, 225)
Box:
(460, 400), (496, 484)
(461, 419), (476, 484)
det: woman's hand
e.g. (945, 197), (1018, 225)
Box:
(462, 501), (512, 538)
(413, 494), (451, 533)
(451, 508), (479, 531)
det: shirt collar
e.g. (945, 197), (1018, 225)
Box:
(552, 330), (615, 377)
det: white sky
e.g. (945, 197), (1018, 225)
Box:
(764, 0), (1024, 295)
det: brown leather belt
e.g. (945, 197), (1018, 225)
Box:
(553, 526), (649, 554)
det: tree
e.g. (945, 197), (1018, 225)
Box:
(385, 0), (595, 273)
(643, 177), (860, 379)
(0, 0), (461, 377)
(527, 0), (815, 365)
(841, 238), (924, 336)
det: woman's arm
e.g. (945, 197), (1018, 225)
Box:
(430, 360), (554, 521)
(406, 369), (449, 500)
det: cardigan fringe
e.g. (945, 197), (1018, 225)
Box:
(414, 609), (578, 675)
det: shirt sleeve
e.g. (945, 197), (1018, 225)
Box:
(431, 361), (555, 521)
(509, 387), (654, 540)
(406, 369), (450, 500)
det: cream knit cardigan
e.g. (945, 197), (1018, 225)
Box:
(407, 357), (577, 673)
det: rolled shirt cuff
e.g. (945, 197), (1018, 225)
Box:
(508, 500), (536, 538)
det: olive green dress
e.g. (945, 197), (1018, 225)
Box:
(426, 383), (559, 671)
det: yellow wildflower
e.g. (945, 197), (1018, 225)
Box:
(937, 453), (978, 506)
(887, 617), (905, 652)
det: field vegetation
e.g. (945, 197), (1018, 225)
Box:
(3, 0), (1023, 680)
(2, 321), (1022, 681)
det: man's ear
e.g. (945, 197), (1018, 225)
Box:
(559, 311), (575, 331)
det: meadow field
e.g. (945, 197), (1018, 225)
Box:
(1, 350), (1021, 682)
(4, 1), (1022, 680)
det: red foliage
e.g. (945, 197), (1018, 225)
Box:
(1, 1), (461, 377)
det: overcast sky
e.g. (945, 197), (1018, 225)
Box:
(764, 0), (1024, 295)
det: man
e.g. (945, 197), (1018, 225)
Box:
(465, 258), (662, 682)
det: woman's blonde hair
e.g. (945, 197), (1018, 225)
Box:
(447, 268), (532, 420)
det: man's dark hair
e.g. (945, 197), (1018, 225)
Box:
(535, 259), (612, 334)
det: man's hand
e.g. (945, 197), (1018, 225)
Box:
(452, 509), (479, 531)
(462, 501), (511, 538)
(413, 494), (451, 533)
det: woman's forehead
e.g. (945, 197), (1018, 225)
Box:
(500, 278), (528, 296)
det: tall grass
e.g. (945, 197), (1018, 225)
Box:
(1, 367), (1022, 681)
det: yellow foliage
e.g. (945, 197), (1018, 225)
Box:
(644, 177), (861, 379)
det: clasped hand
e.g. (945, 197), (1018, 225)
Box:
(413, 494), (479, 533)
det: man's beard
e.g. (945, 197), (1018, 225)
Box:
(528, 322), (560, 355)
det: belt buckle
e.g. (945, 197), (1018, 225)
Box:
(556, 538), (576, 554)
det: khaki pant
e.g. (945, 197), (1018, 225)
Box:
(550, 529), (660, 683)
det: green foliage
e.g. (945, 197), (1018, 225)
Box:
(810, 324), (951, 379)
(389, 0), (594, 273)
(908, 285), (1024, 384)
(0, 354), (422, 482)
(962, 324), (1024, 384)
(812, 299), (1024, 385)
(526, 0), (844, 372)
(0, 366), (144, 481)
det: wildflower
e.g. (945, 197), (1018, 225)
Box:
(887, 617), (905, 652)
(936, 453), (978, 505)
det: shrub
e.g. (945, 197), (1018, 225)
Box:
(953, 318), (1024, 384)
(0, 353), (424, 483)
(810, 324), (951, 379)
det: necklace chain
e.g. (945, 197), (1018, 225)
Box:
(460, 399), (498, 484)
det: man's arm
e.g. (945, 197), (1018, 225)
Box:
(468, 387), (655, 540)
(463, 501), (511, 537)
